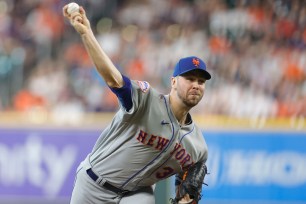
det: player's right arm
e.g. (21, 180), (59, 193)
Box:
(62, 5), (123, 88)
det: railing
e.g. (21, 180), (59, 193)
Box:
(0, 111), (305, 130)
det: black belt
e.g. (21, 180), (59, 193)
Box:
(86, 168), (130, 196)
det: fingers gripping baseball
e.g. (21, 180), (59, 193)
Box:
(63, 5), (90, 35)
(70, 12), (83, 27)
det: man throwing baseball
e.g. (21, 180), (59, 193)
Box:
(63, 4), (210, 204)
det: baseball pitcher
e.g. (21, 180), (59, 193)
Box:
(63, 4), (210, 204)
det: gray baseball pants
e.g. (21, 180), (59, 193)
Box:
(70, 166), (155, 204)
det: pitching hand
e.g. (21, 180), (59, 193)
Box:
(63, 5), (91, 35)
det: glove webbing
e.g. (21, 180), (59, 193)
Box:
(170, 162), (208, 204)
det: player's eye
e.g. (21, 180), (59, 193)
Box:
(198, 79), (205, 85)
(184, 76), (195, 81)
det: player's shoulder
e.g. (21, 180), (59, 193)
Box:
(193, 123), (203, 132)
(193, 124), (207, 140)
(131, 80), (151, 93)
(193, 125), (208, 160)
(131, 80), (163, 98)
(131, 79), (163, 102)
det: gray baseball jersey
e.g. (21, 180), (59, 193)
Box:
(83, 80), (208, 192)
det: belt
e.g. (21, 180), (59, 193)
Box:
(86, 168), (130, 196)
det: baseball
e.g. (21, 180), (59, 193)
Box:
(67, 2), (80, 14)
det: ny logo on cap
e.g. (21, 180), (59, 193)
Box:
(192, 58), (200, 67)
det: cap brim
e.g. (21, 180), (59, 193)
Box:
(201, 70), (211, 80)
(180, 69), (211, 80)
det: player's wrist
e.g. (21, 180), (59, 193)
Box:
(80, 29), (94, 38)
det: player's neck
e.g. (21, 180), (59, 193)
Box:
(169, 93), (190, 126)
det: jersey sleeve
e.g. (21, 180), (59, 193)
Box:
(127, 80), (152, 114)
(109, 75), (154, 117)
(109, 75), (133, 112)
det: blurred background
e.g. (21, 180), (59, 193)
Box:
(0, 0), (305, 203)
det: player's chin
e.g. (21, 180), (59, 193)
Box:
(189, 94), (202, 102)
(185, 98), (201, 107)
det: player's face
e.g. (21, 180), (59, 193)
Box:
(174, 72), (206, 108)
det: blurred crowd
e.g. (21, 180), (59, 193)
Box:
(0, 0), (305, 120)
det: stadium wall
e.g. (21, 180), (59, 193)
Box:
(0, 113), (305, 204)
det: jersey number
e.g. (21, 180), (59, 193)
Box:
(156, 167), (174, 179)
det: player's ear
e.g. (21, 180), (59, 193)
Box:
(171, 77), (177, 88)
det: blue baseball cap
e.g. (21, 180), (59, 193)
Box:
(173, 56), (211, 80)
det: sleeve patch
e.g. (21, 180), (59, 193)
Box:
(137, 81), (150, 93)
